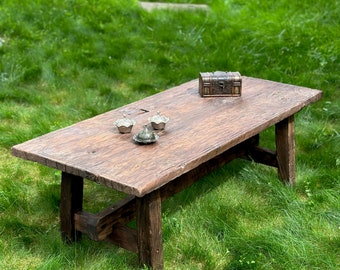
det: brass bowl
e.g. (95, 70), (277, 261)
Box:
(148, 111), (169, 130)
(115, 114), (136, 134)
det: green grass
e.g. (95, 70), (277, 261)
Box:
(1, 0), (339, 269)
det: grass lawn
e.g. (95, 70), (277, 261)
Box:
(0, 0), (339, 269)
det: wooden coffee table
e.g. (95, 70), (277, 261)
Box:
(12, 77), (322, 269)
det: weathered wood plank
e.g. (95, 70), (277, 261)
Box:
(74, 210), (96, 237)
(106, 225), (138, 253)
(243, 146), (278, 168)
(60, 172), (83, 243)
(11, 77), (322, 196)
(137, 189), (163, 270)
(74, 196), (136, 241)
(276, 116), (295, 184)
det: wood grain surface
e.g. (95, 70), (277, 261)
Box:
(11, 77), (322, 196)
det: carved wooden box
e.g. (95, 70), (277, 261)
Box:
(199, 71), (242, 97)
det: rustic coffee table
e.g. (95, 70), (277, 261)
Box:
(12, 77), (322, 269)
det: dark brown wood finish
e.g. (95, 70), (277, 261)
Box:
(11, 77), (323, 269)
(137, 189), (163, 269)
(108, 225), (138, 253)
(74, 195), (136, 241)
(276, 115), (295, 184)
(60, 172), (83, 243)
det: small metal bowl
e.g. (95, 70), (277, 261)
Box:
(115, 114), (136, 134)
(148, 111), (169, 130)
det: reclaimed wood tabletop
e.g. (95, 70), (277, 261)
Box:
(11, 77), (322, 197)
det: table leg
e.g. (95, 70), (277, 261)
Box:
(136, 189), (163, 270)
(60, 171), (84, 243)
(275, 115), (295, 185)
